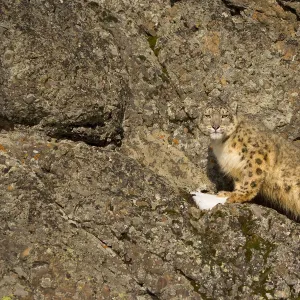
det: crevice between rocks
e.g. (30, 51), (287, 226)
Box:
(134, 281), (160, 299)
(0, 115), (15, 131)
(221, 0), (247, 16)
(143, 30), (185, 105)
(170, 0), (181, 7)
(81, 227), (121, 258)
(176, 268), (203, 296)
(42, 108), (125, 147)
(46, 125), (124, 148)
(145, 288), (160, 300)
(0, 116), (124, 148)
(85, 227), (161, 299)
(275, 0), (300, 20)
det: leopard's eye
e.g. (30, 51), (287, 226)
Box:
(221, 114), (228, 119)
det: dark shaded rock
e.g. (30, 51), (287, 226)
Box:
(1, 1), (128, 146)
(277, 0), (300, 20)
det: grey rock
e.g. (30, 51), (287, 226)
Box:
(0, 129), (298, 299)
(1, 1), (127, 146)
(0, 0), (299, 299)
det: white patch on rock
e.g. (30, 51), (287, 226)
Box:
(191, 191), (227, 210)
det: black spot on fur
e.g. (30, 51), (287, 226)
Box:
(284, 185), (291, 192)
(250, 181), (257, 188)
(255, 158), (262, 165)
(249, 172), (253, 177)
(256, 168), (262, 175)
(232, 142), (236, 148)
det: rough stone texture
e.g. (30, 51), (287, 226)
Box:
(0, 0), (299, 299)
(0, 129), (299, 299)
(1, 1), (127, 146)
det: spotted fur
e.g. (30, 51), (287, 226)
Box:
(200, 101), (300, 218)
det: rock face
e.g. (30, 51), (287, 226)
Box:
(0, 0), (299, 299)
(1, 1), (127, 146)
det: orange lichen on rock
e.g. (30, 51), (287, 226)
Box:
(173, 138), (179, 145)
(33, 153), (40, 160)
(0, 144), (7, 152)
(7, 185), (14, 191)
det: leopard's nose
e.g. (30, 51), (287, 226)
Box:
(212, 125), (220, 130)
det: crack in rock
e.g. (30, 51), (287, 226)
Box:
(276, 0), (300, 20)
(221, 0), (247, 15)
(176, 268), (203, 296)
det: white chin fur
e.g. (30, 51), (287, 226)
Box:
(210, 132), (223, 140)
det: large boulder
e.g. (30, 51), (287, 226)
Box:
(0, 130), (299, 299)
(1, 1), (127, 146)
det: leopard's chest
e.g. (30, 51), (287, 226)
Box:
(212, 141), (246, 177)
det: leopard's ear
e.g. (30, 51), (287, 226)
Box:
(229, 101), (238, 116)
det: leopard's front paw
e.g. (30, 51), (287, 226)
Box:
(217, 191), (232, 198)
(226, 193), (250, 203)
(226, 194), (240, 203)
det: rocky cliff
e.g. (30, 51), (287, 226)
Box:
(0, 0), (299, 299)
